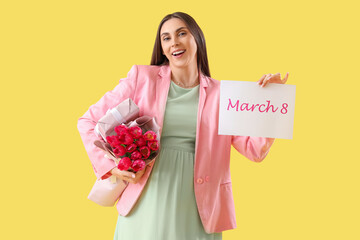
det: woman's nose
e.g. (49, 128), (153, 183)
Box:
(171, 38), (179, 47)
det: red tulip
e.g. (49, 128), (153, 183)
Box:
(118, 132), (134, 145)
(139, 146), (151, 159)
(148, 140), (159, 151)
(124, 133), (134, 145)
(131, 151), (142, 160)
(126, 143), (137, 153)
(114, 125), (128, 135)
(106, 135), (121, 148)
(113, 145), (126, 157)
(131, 159), (146, 172)
(117, 157), (132, 171)
(135, 136), (147, 147)
(143, 131), (157, 141)
(129, 126), (142, 138)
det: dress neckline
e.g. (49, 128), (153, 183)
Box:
(170, 80), (200, 90)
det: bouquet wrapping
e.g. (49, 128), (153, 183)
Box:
(87, 98), (160, 207)
(94, 98), (139, 141)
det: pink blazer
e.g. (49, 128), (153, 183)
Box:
(77, 65), (274, 233)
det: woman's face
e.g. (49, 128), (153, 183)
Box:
(160, 18), (198, 70)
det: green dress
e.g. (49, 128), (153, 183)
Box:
(113, 81), (222, 240)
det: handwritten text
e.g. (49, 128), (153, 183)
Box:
(227, 99), (288, 114)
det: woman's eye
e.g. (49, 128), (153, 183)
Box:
(163, 37), (170, 41)
(179, 32), (186, 36)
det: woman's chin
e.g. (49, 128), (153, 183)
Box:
(169, 59), (196, 70)
(170, 61), (187, 69)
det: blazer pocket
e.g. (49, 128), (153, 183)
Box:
(220, 182), (232, 190)
(208, 182), (236, 231)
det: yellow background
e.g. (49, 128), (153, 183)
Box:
(1, 0), (359, 239)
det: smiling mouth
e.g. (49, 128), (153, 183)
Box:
(172, 50), (186, 56)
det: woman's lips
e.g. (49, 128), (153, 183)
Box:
(172, 50), (186, 58)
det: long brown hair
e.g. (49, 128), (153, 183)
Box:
(150, 12), (211, 77)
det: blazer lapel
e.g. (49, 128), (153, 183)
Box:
(195, 72), (209, 163)
(157, 65), (171, 135)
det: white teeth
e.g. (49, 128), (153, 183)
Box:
(172, 50), (185, 56)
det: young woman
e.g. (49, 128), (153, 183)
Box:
(78, 12), (288, 240)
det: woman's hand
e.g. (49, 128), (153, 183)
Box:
(110, 167), (146, 184)
(257, 72), (289, 87)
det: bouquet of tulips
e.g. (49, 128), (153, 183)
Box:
(105, 124), (159, 172)
(94, 113), (161, 174)
(88, 99), (160, 207)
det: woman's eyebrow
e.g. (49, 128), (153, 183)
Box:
(161, 27), (187, 36)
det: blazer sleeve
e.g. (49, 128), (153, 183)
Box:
(231, 136), (275, 162)
(77, 65), (138, 179)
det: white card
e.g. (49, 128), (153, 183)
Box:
(219, 81), (296, 139)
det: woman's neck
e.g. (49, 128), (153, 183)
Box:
(170, 64), (199, 88)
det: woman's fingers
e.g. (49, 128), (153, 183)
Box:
(121, 171), (136, 179)
(111, 168), (135, 179)
(259, 72), (289, 87)
(264, 73), (280, 87)
(258, 74), (271, 85)
(122, 175), (135, 183)
(282, 72), (289, 84)
(131, 168), (146, 184)
(119, 168), (147, 184)
(120, 174), (136, 184)
(260, 74), (272, 87)
(257, 74), (267, 85)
